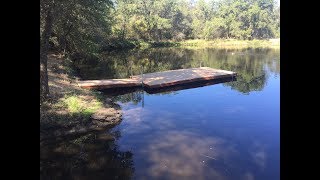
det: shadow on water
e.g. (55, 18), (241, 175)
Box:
(145, 76), (237, 94)
(40, 129), (134, 180)
(98, 76), (237, 97)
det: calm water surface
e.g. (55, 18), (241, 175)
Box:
(41, 48), (280, 180)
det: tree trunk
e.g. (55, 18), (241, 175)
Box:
(40, 8), (53, 100)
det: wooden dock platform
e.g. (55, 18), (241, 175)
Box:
(78, 67), (236, 90)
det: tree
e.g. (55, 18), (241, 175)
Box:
(112, 0), (137, 40)
(40, 0), (113, 100)
(203, 17), (227, 39)
(40, 0), (54, 99)
(109, 0), (280, 41)
(170, 0), (193, 40)
(191, 0), (215, 39)
(51, 0), (113, 54)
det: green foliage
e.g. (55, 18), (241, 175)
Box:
(203, 17), (227, 39)
(179, 39), (279, 49)
(190, 0), (280, 40)
(112, 0), (279, 41)
(41, 0), (114, 55)
(41, 0), (280, 54)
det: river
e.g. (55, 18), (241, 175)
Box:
(41, 47), (280, 180)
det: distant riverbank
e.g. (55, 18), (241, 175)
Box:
(178, 39), (280, 49)
(102, 38), (280, 50)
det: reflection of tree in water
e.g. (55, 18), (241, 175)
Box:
(192, 48), (279, 94)
(110, 89), (178, 105)
(74, 48), (195, 80)
(226, 72), (267, 94)
(40, 130), (134, 180)
(74, 48), (279, 94)
(112, 90), (143, 105)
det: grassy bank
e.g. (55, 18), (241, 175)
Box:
(40, 53), (122, 141)
(103, 38), (279, 50)
(178, 39), (280, 49)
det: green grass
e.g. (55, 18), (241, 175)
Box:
(135, 39), (280, 49)
(178, 39), (280, 49)
(61, 94), (103, 117)
(100, 38), (279, 51)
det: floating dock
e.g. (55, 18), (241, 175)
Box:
(78, 67), (237, 90)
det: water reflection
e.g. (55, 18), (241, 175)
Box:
(74, 48), (279, 94)
(99, 77), (236, 101)
(42, 48), (279, 180)
(40, 130), (134, 180)
(143, 130), (230, 180)
(114, 93), (279, 179)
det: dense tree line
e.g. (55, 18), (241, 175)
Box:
(40, 0), (280, 98)
(112, 0), (280, 41)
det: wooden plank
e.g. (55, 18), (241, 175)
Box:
(78, 78), (141, 90)
(135, 67), (236, 89)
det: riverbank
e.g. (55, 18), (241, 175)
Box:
(178, 39), (280, 49)
(40, 53), (122, 141)
(102, 38), (279, 50)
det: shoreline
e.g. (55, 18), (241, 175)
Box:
(40, 38), (279, 140)
(103, 38), (280, 50)
(177, 39), (280, 49)
(40, 53), (123, 141)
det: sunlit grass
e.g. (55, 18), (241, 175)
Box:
(178, 39), (280, 49)
(134, 39), (280, 49)
(138, 41), (152, 49)
(102, 39), (279, 50)
(61, 94), (103, 116)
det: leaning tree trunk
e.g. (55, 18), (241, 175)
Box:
(40, 8), (53, 101)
